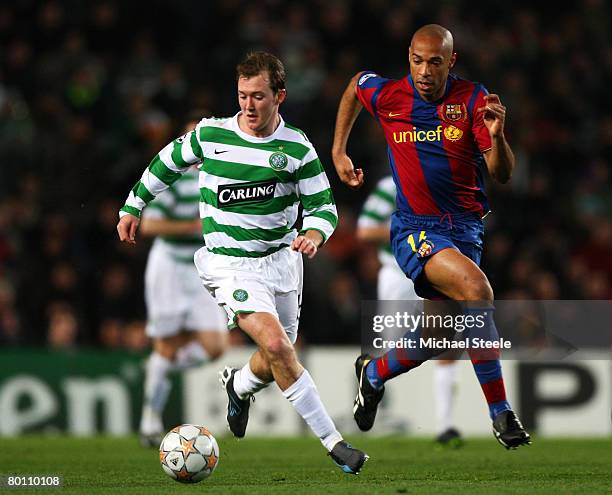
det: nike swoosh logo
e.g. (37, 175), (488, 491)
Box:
(388, 112), (403, 118)
(214, 149), (229, 154)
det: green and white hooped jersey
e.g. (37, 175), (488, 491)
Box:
(121, 114), (338, 257)
(143, 168), (201, 263)
(357, 175), (397, 266)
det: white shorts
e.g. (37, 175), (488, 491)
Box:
(145, 241), (227, 338)
(378, 262), (420, 300)
(194, 247), (303, 344)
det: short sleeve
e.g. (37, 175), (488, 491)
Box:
(355, 71), (390, 118)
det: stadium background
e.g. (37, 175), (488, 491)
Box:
(0, 0), (610, 439)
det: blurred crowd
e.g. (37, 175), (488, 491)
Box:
(0, 0), (610, 348)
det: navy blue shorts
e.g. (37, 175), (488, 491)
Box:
(390, 211), (484, 299)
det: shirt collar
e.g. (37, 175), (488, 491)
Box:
(231, 112), (285, 143)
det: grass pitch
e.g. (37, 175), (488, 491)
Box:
(2, 436), (611, 494)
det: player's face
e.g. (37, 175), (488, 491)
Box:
(237, 72), (286, 137)
(409, 37), (456, 101)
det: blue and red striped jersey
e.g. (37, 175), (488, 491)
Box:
(356, 71), (492, 217)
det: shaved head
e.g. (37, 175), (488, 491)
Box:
(411, 24), (454, 57)
(409, 24), (456, 101)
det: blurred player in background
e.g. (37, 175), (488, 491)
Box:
(118, 52), (368, 474)
(333, 24), (530, 449)
(358, 175), (462, 446)
(138, 115), (228, 447)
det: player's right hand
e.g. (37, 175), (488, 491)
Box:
(117, 214), (140, 244)
(333, 154), (364, 190)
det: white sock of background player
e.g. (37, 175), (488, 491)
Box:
(434, 361), (459, 434)
(140, 352), (172, 435)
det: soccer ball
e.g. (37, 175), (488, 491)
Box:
(159, 424), (219, 483)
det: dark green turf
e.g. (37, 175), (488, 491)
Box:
(1, 436), (611, 494)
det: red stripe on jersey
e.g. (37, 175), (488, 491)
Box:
(440, 81), (483, 214)
(381, 79), (440, 214)
(357, 86), (377, 115)
(471, 88), (493, 153)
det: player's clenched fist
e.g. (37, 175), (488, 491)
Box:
(117, 214), (140, 244)
(291, 236), (317, 259)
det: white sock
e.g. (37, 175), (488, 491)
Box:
(434, 362), (459, 434)
(140, 352), (172, 434)
(140, 405), (164, 436)
(282, 370), (343, 452)
(173, 341), (210, 371)
(233, 362), (270, 399)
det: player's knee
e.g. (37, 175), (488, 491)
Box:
(462, 277), (494, 303)
(263, 336), (295, 364)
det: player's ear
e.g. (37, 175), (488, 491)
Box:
(276, 88), (287, 105)
(449, 52), (457, 69)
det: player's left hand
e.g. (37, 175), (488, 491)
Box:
(332, 153), (364, 190)
(477, 94), (506, 138)
(291, 235), (319, 259)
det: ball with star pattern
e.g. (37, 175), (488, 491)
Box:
(159, 424), (219, 483)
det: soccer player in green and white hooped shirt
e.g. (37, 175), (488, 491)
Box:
(117, 52), (368, 474)
(357, 176), (463, 446)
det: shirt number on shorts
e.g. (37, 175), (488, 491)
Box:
(407, 230), (427, 252)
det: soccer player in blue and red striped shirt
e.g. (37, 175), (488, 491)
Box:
(333, 24), (530, 449)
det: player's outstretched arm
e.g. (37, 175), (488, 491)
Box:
(117, 214), (140, 244)
(332, 72), (365, 190)
(478, 94), (515, 184)
(117, 129), (203, 241)
(140, 217), (201, 237)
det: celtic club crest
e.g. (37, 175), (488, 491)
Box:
(233, 289), (249, 302)
(269, 152), (288, 170)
